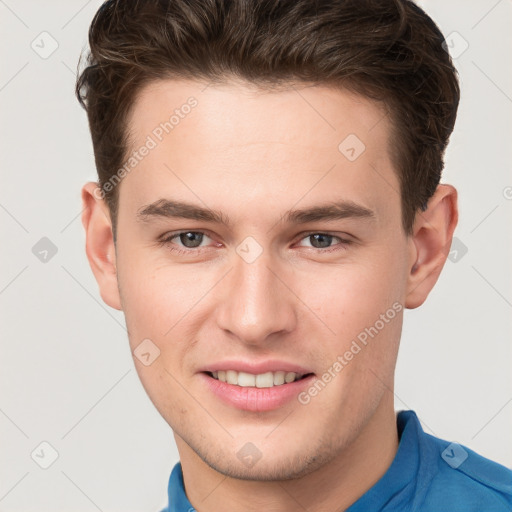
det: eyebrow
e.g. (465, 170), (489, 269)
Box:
(136, 198), (375, 226)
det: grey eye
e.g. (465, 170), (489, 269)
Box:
(179, 232), (204, 248)
(308, 234), (334, 248)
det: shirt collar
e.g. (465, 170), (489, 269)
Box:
(166, 461), (194, 512)
(346, 409), (424, 511)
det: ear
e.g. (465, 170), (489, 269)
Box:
(81, 182), (122, 310)
(405, 184), (458, 309)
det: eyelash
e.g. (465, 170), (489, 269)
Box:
(158, 230), (353, 256)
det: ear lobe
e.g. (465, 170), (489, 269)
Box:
(405, 184), (458, 309)
(81, 182), (122, 311)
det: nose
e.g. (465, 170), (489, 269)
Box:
(215, 246), (297, 346)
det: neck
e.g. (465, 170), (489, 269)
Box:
(176, 397), (398, 512)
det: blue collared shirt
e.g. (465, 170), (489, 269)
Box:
(160, 410), (512, 511)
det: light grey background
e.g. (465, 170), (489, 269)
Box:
(1, 1), (511, 510)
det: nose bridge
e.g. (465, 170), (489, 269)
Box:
(216, 242), (296, 344)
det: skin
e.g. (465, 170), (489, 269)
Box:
(81, 79), (458, 511)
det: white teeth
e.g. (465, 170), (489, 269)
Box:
(273, 371), (285, 386)
(237, 371), (256, 387)
(212, 370), (305, 387)
(226, 370), (238, 385)
(285, 372), (296, 383)
(255, 372), (274, 388)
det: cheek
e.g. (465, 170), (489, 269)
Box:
(117, 255), (201, 415)
(312, 257), (404, 327)
(117, 253), (199, 339)
(305, 252), (405, 375)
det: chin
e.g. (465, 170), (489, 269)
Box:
(195, 437), (338, 482)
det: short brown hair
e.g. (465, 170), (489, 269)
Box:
(76, 0), (460, 235)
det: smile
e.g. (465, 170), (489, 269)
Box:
(202, 370), (316, 412)
(208, 370), (309, 388)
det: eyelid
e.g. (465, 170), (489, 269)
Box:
(158, 229), (353, 255)
(294, 230), (354, 245)
(158, 229), (214, 244)
(295, 234), (353, 254)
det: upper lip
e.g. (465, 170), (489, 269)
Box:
(199, 360), (314, 375)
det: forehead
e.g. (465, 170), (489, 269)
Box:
(128, 78), (390, 150)
(120, 78), (398, 227)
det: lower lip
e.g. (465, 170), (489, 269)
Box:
(200, 372), (315, 412)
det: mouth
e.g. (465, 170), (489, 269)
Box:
(205, 370), (313, 388)
(200, 369), (316, 412)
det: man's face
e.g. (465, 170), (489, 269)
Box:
(113, 79), (412, 479)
